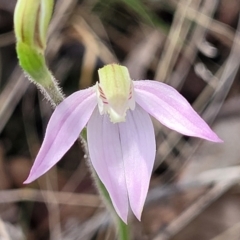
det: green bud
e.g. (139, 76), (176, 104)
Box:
(14, 0), (53, 87)
(14, 0), (64, 106)
(14, 0), (54, 53)
(14, 0), (54, 83)
(16, 41), (52, 83)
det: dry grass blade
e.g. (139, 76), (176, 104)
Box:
(70, 16), (117, 88)
(195, 11), (240, 121)
(124, 29), (165, 79)
(155, 0), (194, 82)
(62, 212), (110, 240)
(0, 217), (11, 240)
(169, 0), (219, 89)
(185, 5), (239, 48)
(0, 68), (30, 134)
(0, 31), (15, 47)
(0, 189), (101, 207)
(210, 221), (240, 240)
(152, 180), (235, 240)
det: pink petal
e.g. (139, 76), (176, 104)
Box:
(87, 108), (129, 223)
(119, 104), (156, 220)
(134, 81), (222, 142)
(24, 87), (97, 183)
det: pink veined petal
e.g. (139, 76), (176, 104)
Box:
(24, 86), (97, 184)
(118, 104), (156, 220)
(134, 81), (222, 142)
(87, 108), (129, 223)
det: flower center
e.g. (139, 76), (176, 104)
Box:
(96, 64), (135, 123)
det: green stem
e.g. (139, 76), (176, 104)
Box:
(118, 218), (130, 240)
(96, 176), (131, 240)
(37, 74), (64, 107)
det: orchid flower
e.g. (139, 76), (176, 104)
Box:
(24, 64), (222, 223)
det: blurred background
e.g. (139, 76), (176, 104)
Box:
(0, 0), (240, 239)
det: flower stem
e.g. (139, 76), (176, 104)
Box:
(37, 74), (64, 107)
(118, 218), (130, 240)
(96, 176), (131, 240)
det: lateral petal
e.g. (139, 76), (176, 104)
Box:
(134, 81), (222, 142)
(87, 108), (129, 223)
(119, 105), (156, 220)
(24, 86), (97, 183)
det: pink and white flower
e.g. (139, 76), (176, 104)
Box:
(24, 64), (222, 223)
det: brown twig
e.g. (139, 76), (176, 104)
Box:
(0, 189), (102, 207)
